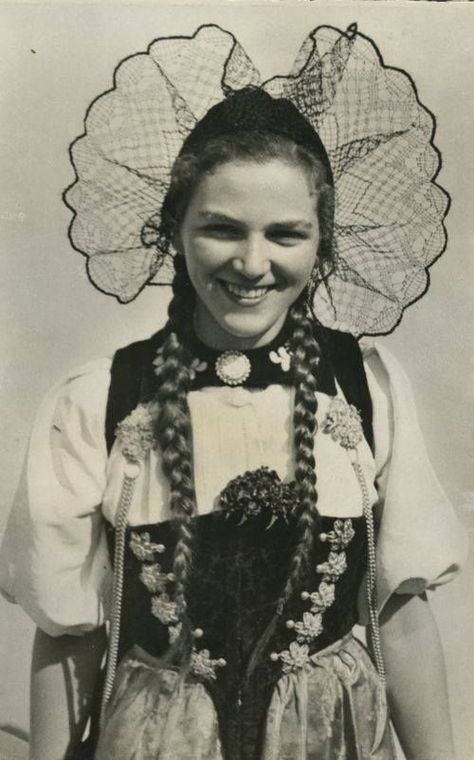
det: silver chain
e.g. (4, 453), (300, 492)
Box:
(100, 473), (136, 724)
(352, 459), (385, 680)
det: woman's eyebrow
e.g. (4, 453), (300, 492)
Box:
(269, 220), (314, 231)
(197, 211), (242, 224)
(196, 212), (314, 230)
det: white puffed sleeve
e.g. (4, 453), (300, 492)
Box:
(0, 359), (113, 636)
(363, 343), (468, 614)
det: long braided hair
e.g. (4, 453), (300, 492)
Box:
(245, 294), (323, 674)
(154, 128), (335, 660)
(153, 257), (196, 644)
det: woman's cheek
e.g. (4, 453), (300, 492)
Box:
(189, 239), (234, 269)
(276, 246), (317, 285)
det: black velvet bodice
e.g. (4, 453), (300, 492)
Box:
(106, 510), (367, 760)
(103, 322), (374, 759)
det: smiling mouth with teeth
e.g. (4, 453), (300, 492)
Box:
(220, 280), (275, 301)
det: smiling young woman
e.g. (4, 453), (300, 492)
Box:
(0, 25), (467, 760)
(180, 158), (320, 349)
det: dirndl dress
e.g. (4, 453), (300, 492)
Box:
(95, 508), (394, 760)
(0, 326), (467, 760)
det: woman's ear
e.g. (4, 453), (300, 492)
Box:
(173, 232), (184, 257)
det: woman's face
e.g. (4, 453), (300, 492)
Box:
(178, 158), (320, 350)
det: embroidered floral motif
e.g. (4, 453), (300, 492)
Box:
(218, 467), (300, 526)
(278, 642), (310, 674)
(271, 518), (355, 672)
(168, 622), (182, 645)
(190, 649), (226, 681)
(190, 649), (227, 681)
(130, 529), (227, 680)
(139, 563), (171, 594)
(293, 612), (323, 642)
(322, 397), (363, 449)
(321, 519), (355, 549)
(115, 403), (157, 462)
(308, 581), (335, 612)
(189, 357), (208, 380)
(153, 347), (207, 381)
(130, 529), (228, 680)
(151, 593), (180, 625)
(129, 531), (165, 561)
(317, 551), (347, 579)
(152, 347), (165, 376)
(269, 345), (292, 372)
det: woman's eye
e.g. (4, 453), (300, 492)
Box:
(269, 230), (309, 245)
(199, 225), (242, 240)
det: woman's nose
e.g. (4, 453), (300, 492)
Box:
(232, 236), (271, 279)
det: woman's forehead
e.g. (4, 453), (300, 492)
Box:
(186, 159), (319, 223)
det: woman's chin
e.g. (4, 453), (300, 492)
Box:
(217, 313), (287, 348)
(194, 301), (289, 350)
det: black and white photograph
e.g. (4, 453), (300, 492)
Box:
(0, 2), (473, 759)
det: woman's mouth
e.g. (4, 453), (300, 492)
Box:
(218, 280), (275, 304)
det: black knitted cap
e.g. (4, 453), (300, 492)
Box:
(179, 87), (333, 182)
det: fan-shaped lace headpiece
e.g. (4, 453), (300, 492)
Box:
(64, 23), (449, 336)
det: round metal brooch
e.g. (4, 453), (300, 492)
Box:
(215, 351), (251, 386)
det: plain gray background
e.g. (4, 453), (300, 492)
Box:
(0, 2), (473, 757)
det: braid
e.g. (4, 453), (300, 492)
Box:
(245, 296), (321, 677)
(154, 256), (196, 615)
(276, 297), (321, 611)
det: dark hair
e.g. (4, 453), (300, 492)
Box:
(154, 124), (334, 661)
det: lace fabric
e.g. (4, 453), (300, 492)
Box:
(64, 23), (449, 336)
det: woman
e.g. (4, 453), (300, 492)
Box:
(0, 24), (467, 760)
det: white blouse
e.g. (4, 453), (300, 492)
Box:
(0, 343), (467, 637)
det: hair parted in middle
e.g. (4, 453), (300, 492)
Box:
(153, 88), (336, 663)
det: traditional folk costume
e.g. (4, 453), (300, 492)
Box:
(0, 24), (467, 760)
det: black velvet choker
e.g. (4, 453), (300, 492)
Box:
(185, 321), (293, 389)
(152, 320), (337, 393)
